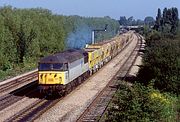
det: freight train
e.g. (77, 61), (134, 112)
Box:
(38, 32), (133, 95)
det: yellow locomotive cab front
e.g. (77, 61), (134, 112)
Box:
(38, 71), (65, 85)
(38, 63), (68, 86)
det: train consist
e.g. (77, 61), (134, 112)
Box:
(38, 32), (133, 95)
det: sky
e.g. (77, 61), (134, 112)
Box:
(0, 0), (179, 20)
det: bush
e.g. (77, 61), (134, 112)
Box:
(105, 83), (177, 122)
(137, 33), (180, 94)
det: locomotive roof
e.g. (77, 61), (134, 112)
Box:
(39, 49), (87, 64)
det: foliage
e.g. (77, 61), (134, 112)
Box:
(105, 83), (177, 122)
(0, 6), (119, 80)
(0, 6), (66, 66)
(119, 16), (140, 26)
(119, 16), (154, 26)
(144, 16), (155, 26)
(154, 7), (179, 37)
(154, 8), (162, 31)
(145, 30), (161, 45)
(137, 31), (180, 94)
(138, 7), (179, 94)
(106, 7), (179, 122)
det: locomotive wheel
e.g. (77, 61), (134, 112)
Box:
(83, 72), (88, 81)
(82, 72), (87, 81)
(78, 76), (82, 84)
(71, 80), (76, 90)
(63, 84), (71, 96)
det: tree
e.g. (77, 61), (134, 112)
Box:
(154, 8), (162, 30)
(137, 30), (180, 94)
(171, 7), (179, 34)
(0, 6), (120, 80)
(144, 16), (155, 26)
(16, 24), (36, 63)
(154, 7), (179, 37)
(119, 16), (127, 25)
(136, 19), (144, 25)
(127, 16), (134, 25)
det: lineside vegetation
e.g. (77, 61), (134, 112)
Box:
(105, 7), (179, 121)
(0, 6), (119, 80)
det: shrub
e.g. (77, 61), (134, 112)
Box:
(105, 83), (177, 122)
(137, 35), (180, 94)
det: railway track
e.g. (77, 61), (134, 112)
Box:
(0, 81), (38, 111)
(4, 71), (92, 122)
(3, 33), (135, 122)
(0, 71), (38, 112)
(5, 99), (48, 122)
(5, 96), (62, 122)
(0, 71), (38, 93)
(2, 32), (141, 121)
(77, 33), (143, 122)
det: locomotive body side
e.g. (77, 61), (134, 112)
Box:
(68, 57), (89, 83)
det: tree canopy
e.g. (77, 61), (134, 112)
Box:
(154, 7), (179, 37)
(118, 16), (155, 26)
(0, 6), (119, 80)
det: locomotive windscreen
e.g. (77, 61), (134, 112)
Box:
(39, 63), (68, 71)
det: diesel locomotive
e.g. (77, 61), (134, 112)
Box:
(38, 32), (133, 95)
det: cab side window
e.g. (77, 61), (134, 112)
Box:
(84, 56), (88, 63)
(83, 52), (88, 64)
(64, 63), (68, 70)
